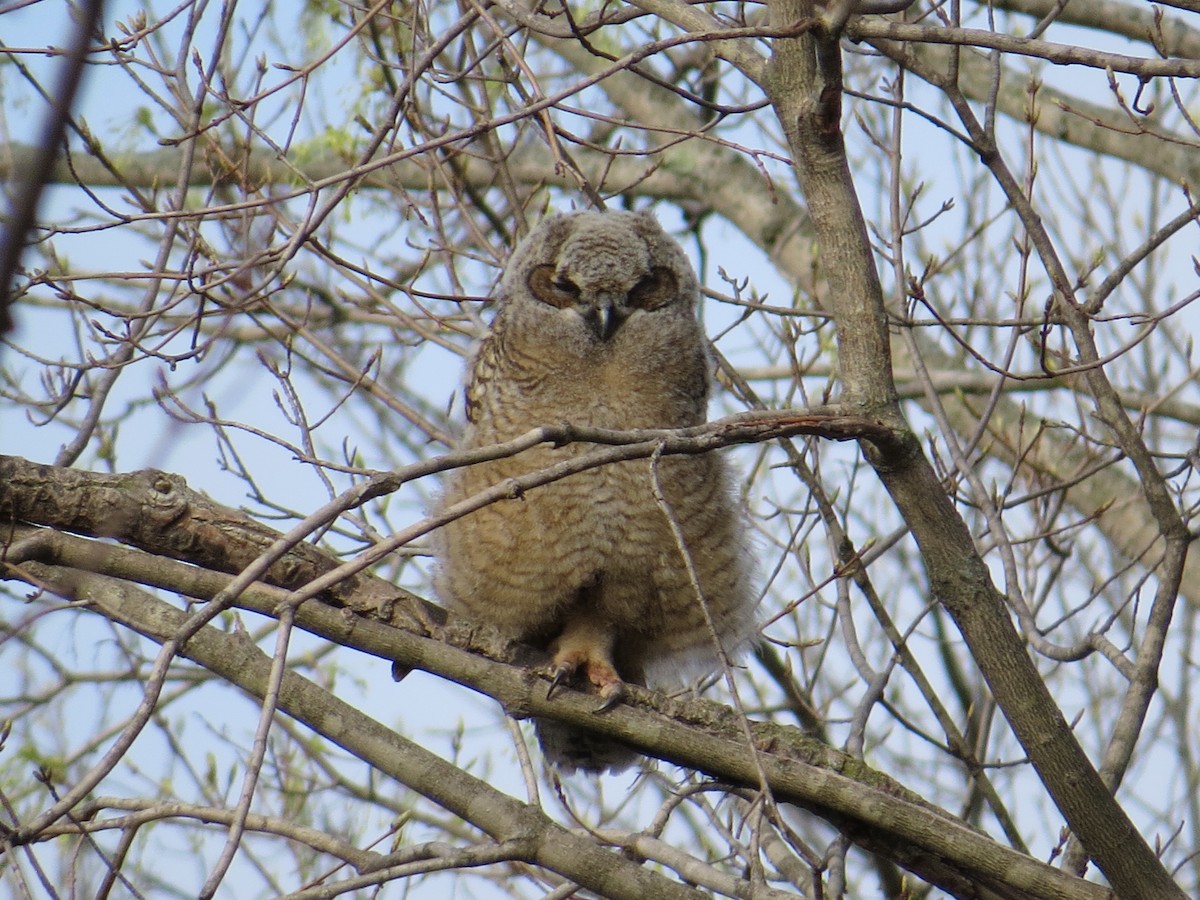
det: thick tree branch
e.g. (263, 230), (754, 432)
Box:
(760, 1), (1185, 896)
(1, 527), (1114, 900)
(4, 563), (706, 900)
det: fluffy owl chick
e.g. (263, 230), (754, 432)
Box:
(434, 210), (758, 773)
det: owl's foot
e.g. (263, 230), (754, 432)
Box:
(546, 631), (625, 712)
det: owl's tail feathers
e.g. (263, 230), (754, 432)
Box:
(534, 719), (640, 774)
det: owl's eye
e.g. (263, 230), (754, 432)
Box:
(528, 265), (580, 309)
(627, 267), (677, 311)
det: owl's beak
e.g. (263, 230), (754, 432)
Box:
(583, 294), (627, 342)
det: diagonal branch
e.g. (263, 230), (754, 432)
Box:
(2, 527), (1114, 900)
(5, 562), (707, 900)
(760, 1), (1186, 895)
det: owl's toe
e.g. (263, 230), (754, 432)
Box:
(594, 680), (625, 713)
(545, 643), (625, 711)
(546, 660), (576, 700)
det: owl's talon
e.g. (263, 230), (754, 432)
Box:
(546, 663), (574, 700)
(594, 682), (625, 713)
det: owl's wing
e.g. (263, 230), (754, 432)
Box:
(463, 330), (501, 426)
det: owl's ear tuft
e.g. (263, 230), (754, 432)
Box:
(627, 266), (678, 311)
(528, 265), (580, 309)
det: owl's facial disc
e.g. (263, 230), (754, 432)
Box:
(527, 264), (678, 342)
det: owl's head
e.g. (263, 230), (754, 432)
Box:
(500, 210), (700, 343)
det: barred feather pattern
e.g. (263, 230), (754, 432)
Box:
(434, 210), (759, 773)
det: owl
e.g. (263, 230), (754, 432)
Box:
(433, 209), (758, 773)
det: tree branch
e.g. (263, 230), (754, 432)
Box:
(760, 2), (1186, 895)
(2, 528), (1114, 900)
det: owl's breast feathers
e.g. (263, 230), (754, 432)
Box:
(465, 316), (707, 436)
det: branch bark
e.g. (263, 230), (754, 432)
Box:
(0, 519), (1114, 900)
(760, 1), (1185, 896)
(6, 562), (706, 900)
